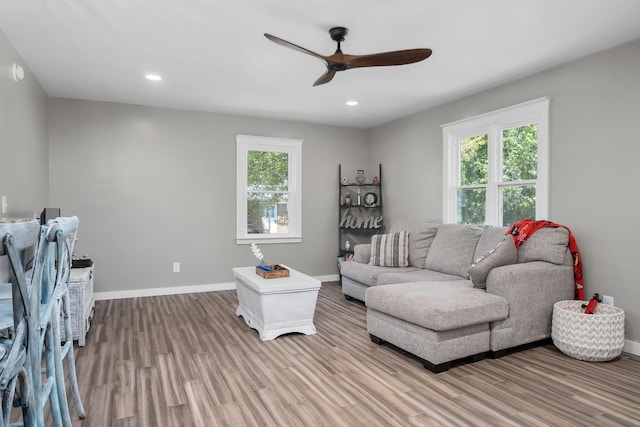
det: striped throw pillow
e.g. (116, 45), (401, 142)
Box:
(369, 231), (409, 267)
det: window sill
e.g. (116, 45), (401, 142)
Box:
(236, 236), (302, 245)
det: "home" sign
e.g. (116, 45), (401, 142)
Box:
(339, 209), (383, 230)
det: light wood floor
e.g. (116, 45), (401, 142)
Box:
(64, 281), (640, 426)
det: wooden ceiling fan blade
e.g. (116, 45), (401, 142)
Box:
(346, 48), (432, 68)
(264, 33), (327, 62)
(313, 69), (336, 86)
(265, 28), (432, 86)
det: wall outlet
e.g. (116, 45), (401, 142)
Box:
(602, 295), (614, 306)
(172, 262), (180, 273)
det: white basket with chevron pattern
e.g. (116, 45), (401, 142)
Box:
(552, 300), (625, 362)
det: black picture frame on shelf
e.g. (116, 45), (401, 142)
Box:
(363, 192), (377, 207)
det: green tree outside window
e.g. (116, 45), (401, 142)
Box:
(247, 151), (289, 234)
(458, 124), (538, 226)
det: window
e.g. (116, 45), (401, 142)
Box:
(236, 135), (303, 244)
(442, 98), (549, 226)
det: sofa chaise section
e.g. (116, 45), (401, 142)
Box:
(366, 280), (509, 372)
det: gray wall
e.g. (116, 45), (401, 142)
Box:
(4, 20), (639, 346)
(0, 29), (48, 218)
(48, 99), (369, 293)
(370, 38), (640, 344)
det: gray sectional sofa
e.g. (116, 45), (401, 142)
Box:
(339, 220), (575, 372)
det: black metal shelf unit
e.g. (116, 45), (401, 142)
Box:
(338, 164), (384, 257)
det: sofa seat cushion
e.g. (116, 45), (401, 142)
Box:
(340, 261), (420, 286)
(377, 269), (464, 286)
(365, 281), (509, 331)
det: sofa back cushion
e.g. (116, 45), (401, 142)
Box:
(517, 227), (571, 265)
(473, 225), (509, 261)
(369, 231), (410, 267)
(425, 224), (483, 278)
(390, 220), (438, 268)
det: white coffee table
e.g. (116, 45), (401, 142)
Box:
(232, 265), (321, 341)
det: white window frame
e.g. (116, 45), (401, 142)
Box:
(442, 97), (549, 226)
(236, 134), (303, 244)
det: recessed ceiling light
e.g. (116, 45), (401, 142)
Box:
(346, 100), (358, 106)
(145, 74), (162, 81)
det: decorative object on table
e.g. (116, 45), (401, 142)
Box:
(552, 300), (625, 362)
(355, 170), (366, 184)
(255, 264), (290, 279)
(364, 192), (378, 207)
(582, 293), (601, 314)
(251, 241), (266, 265)
(342, 177), (349, 185)
(250, 242), (289, 278)
(372, 176), (380, 185)
(345, 240), (350, 252)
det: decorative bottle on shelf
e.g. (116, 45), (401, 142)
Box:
(355, 170), (366, 184)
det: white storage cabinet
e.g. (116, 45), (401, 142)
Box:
(60, 266), (95, 346)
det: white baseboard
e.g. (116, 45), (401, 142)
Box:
(624, 339), (640, 357)
(315, 274), (340, 282)
(94, 274), (341, 301)
(94, 281), (236, 301)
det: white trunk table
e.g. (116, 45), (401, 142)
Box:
(233, 266), (321, 341)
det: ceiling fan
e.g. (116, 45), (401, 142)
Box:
(264, 26), (432, 86)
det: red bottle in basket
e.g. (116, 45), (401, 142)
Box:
(582, 293), (601, 314)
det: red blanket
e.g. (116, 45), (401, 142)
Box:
(506, 219), (584, 300)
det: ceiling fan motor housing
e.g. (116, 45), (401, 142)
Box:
(329, 27), (348, 42)
(329, 63), (349, 71)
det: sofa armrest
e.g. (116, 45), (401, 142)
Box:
(486, 261), (574, 351)
(353, 244), (371, 264)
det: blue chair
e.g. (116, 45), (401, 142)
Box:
(30, 217), (85, 426)
(0, 219), (40, 427)
(45, 217), (85, 421)
(1, 217), (87, 426)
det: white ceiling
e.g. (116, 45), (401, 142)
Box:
(2, 1), (640, 129)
